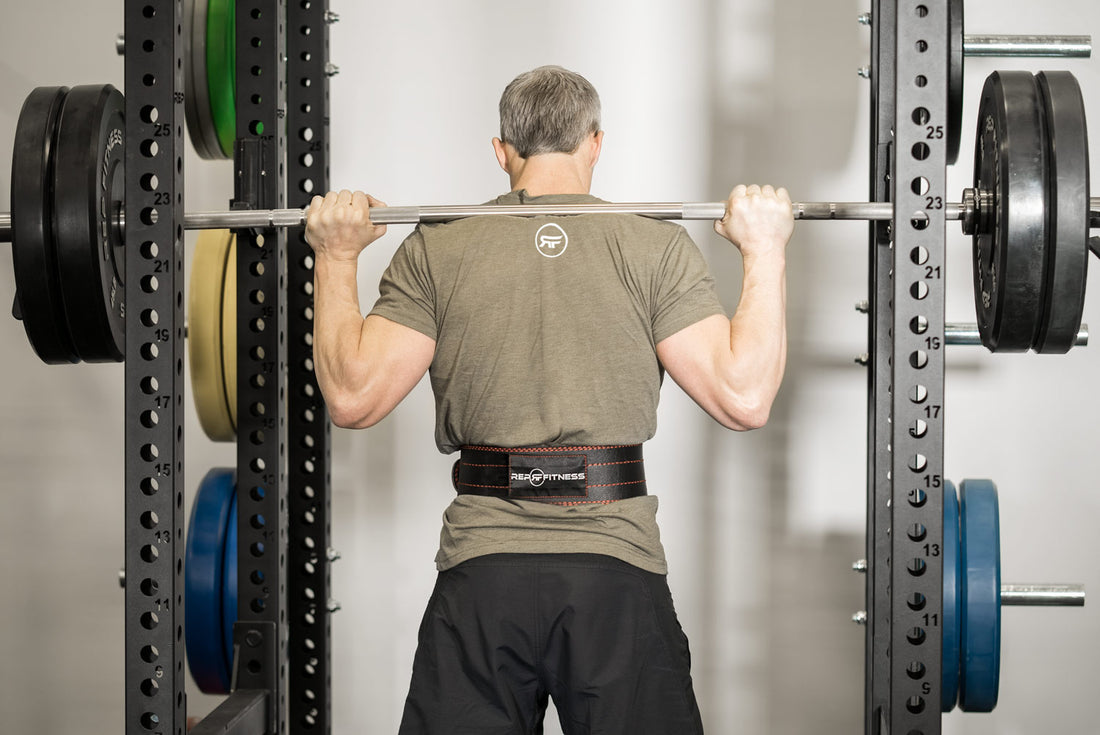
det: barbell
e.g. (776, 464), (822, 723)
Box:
(4, 193), (1098, 233)
(3, 71), (1097, 363)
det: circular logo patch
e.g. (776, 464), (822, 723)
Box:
(535, 223), (568, 258)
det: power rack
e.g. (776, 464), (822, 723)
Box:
(122, 1), (332, 733)
(111, 1), (1083, 734)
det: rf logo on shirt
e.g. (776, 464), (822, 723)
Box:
(535, 222), (569, 258)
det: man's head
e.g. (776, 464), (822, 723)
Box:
(493, 66), (604, 193)
(497, 66), (601, 158)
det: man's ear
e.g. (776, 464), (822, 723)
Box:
(492, 137), (510, 173)
(588, 131), (605, 168)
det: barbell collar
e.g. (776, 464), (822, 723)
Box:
(999, 583), (1085, 606)
(963, 35), (1092, 58)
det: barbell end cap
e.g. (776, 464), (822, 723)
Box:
(852, 559), (868, 573)
(324, 63), (340, 77)
(115, 34), (125, 56)
(324, 10), (340, 23)
(858, 66), (871, 80)
(326, 600), (342, 613)
(857, 12), (872, 26)
(852, 611), (868, 625)
(855, 300), (870, 314)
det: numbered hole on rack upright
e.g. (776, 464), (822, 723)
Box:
(908, 488), (928, 508)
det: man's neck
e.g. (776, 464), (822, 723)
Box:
(508, 152), (592, 197)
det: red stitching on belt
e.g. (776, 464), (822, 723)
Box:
(586, 480), (648, 489)
(588, 459), (644, 467)
(549, 499), (617, 506)
(456, 481), (509, 490)
(461, 444), (638, 453)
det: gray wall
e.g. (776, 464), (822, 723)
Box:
(1, 1), (1097, 733)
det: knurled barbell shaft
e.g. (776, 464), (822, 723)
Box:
(963, 35), (1092, 58)
(1000, 583), (1086, 606)
(3, 197), (1100, 239)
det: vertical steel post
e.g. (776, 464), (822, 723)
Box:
(867, 2), (947, 733)
(866, 0), (897, 730)
(286, 1), (333, 732)
(233, 2), (289, 733)
(124, 1), (186, 733)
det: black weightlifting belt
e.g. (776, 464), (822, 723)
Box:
(453, 445), (647, 506)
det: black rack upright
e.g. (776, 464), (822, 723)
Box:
(866, 1), (949, 733)
(285, 1), (333, 732)
(231, 1), (290, 732)
(123, 2), (187, 734)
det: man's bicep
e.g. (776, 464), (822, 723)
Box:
(656, 314), (729, 399)
(656, 313), (747, 427)
(331, 314), (435, 428)
(363, 312), (435, 391)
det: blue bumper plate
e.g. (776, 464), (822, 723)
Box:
(958, 478), (1001, 712)
(185, 468), (237, 694)
(942, 481), (961, 712)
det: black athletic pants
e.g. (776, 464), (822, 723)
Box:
(397, 553), (704, 735)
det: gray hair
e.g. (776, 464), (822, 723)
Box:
(498, 66), (601, 158)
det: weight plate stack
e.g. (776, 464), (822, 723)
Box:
(51, 84), (127, 362)
(188, 230), (237, 441)
(971, 71), (1049, 352)
(1033, 71), (1090, 354)
(10, 86), (80, 364)
(958, 479), (1001, 712)
(942, 481), (961, 712)
(185, 467), (237, 695)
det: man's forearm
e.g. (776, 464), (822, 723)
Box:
(727, 251), (788, 413)
(312, 255), (370, 405)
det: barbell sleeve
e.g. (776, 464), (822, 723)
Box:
(963, 35), (1092, 57)
(946, 323), (1089, 346)
(1000, 583), (1086, 606)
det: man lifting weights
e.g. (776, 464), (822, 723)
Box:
(304, 65), (793, 734)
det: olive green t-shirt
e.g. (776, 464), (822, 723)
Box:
(368, 191), (725, 574)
